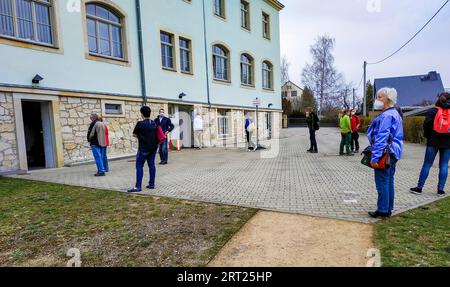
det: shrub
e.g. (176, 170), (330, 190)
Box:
(403, 117), (425, 144)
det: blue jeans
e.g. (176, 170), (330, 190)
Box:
(101, 147), (109, 172)
(374, 155), (398, 213)
(159, 139), (169, 162)
(91, 145), (105, 174)
(418, 146), (450, 191)
(135, 150), (156, 189)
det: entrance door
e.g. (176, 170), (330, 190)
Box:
(22, 101), (55, 169)
(178, 105), (194, 148)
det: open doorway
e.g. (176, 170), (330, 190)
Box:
(21, 101), (55, 169)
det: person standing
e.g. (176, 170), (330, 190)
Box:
(155, 108), (174, 165)
(305, 107), (319, 153)
(128, 106), (159, 193)
(194, 112), (204, 150)
(98, 116), (110, 173)
(367, 88), (404, 218)
(87, 113), (107, 176)
(245, 114), (256, 151)
(410, 92), (450, 197)
(339, 109), (353, 156)
(350, 110), (361, 153)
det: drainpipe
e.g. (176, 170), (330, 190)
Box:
(202, 0), (212, 146)
(136, 0), (147, 105)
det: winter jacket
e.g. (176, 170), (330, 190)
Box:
(88, 121), (107, 147)
(306, 112), (319, 130)
(350, 115), (361, 132)
(423, 100), (450, 149)
(367, 107), (404, 163)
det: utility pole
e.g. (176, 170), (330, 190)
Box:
(353, 88), (356, 110)
(363, 61), (367, 116)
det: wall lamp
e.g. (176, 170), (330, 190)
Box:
(32, 74), (44, 85)
(179, 92), (187, 100)
(268, 103), (273, 108)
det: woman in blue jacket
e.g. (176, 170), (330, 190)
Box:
(367, 88), (404, 218)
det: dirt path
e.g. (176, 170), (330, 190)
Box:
(208, 211), (374, 267)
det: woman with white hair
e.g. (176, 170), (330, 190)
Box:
(366, 88), (404, 218)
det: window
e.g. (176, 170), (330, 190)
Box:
(101, 100), (125, 117)
(262, 12), (270, 39)
(291, 91), (297, 97)
(240, 1), (250, 30)
(179, 37), (192, 73)
(240, 53), (254, 86)
(217, 109), (230, 137)
(86, 3), (124, 59)
(262, 61), (273, 90)
(161, 31), (175, 69)
(282, 91), (287, 98)
(0, 0), (54, 45)
(212, 44), (229, 81)
(213, 0), (225, 18)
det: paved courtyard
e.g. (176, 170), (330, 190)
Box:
(9, 128), (448, 223)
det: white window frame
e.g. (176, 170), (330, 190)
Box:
(101, 99), (125, 118)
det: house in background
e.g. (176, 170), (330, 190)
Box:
(374, 71), (445, 112)
(281, 80), (303, 112)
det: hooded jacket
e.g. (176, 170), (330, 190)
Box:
(423, 100), (450, 149)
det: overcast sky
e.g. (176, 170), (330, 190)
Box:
(279, 0), (450, 98)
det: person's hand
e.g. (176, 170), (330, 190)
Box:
(165, 131), (169, 136)
(371, 162), (379, 169)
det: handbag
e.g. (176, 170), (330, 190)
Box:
(361, 146), (391, 170)
(156, 125), (166, 144)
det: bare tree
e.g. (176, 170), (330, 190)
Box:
(280, 56), (291, 85)
(301, 35), (343, 115)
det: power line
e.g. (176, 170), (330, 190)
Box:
(367, 0), (449, 65)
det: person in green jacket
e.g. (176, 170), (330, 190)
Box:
(339, 109), (354, 156)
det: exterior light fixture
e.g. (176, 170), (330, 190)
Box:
(32, 74), (44, 85)
(179, 92), (186, 99)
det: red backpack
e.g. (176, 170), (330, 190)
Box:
(434, 107), (450, 134)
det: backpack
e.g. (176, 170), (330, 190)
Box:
(433, 107), (450, 134)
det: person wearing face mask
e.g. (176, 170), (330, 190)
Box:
(350, 110), (361, 153)
(305, 107), (319, 153)
(367, 88), (404, 218)
(155, 108), (175, 165)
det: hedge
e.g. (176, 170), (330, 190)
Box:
(358, 116), (426, 144)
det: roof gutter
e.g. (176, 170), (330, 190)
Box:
(135, 0), (147, 105)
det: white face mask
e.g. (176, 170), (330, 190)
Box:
(374, 100), (385, 111)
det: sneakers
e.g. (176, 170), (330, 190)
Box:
(438, 190), (446, 196)
(127, 187), (142, 193)
(94, 173), (106, 177)
(410, 187), (423, 195)
(146, 185), (155, 190)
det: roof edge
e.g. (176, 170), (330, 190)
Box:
(265, 0), (285, 11)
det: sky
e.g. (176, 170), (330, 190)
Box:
(279, 0), (450, 99)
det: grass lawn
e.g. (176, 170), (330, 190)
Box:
(374, 197), (450, 267)
(0, 178), (256, 267)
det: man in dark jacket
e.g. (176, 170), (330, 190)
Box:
(305, 107), (319, 153)
(411, 92), (450, 196)
(155, 108), (175, 165)
(128, 106), (159, 193)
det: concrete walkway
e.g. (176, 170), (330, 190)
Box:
(9, 128), (448, 223)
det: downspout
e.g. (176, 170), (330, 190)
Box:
(202, 0), (212, 146)
(135, 0), (147, 105)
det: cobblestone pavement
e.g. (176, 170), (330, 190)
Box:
(10, 128), (448, 223)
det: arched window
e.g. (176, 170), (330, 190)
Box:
(240, 54), (254, 86)
(262, 61), (273, 89)
(0, 0), (54, 45)
(212, 45), (229, 81)
(86, 3), (124, 59)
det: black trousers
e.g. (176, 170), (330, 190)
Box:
(351, 132), (360, 151)
(309, 128), (318, 151)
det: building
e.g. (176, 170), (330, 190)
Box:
(0, 0), (284, 173)
(374, 71), (445, 111)
(281, 80), (303, 112)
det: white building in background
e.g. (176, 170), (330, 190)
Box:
(0, 0), (284, 173)
(281, 80), (303, 112)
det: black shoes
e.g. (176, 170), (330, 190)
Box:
(127, 187), (142, 193)
(438, 190), (446, 196)
(368, 211), (392, 218)
(410, 187), (423, 195)
(159, 161), (168, 165)
(94, 173), (106, 177)
(146, 185), (155, 190)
